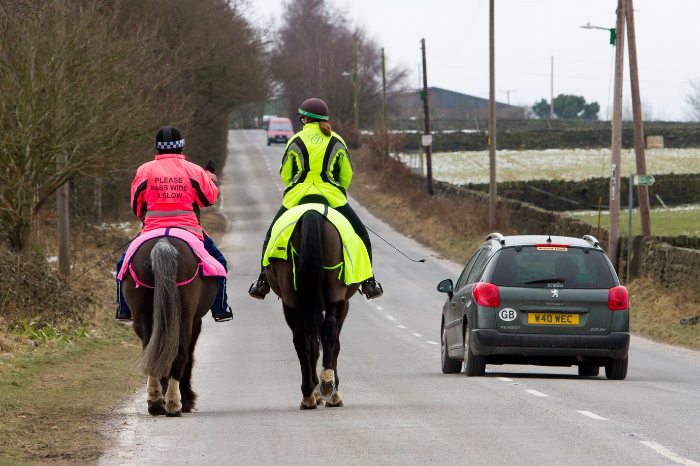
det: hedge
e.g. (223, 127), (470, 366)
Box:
(465, 173), (700, 211)
(400, 125), (700, 152)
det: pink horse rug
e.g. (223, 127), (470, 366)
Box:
(117, 227), (226, 288)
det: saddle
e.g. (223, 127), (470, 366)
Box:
(262, 203), (373, 286)
(117, 227), (226, 287)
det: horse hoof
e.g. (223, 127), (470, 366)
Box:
(319, 379), (335, 399)
(325, 394), (344, 408)
(300, 395), (318, 410)
(147, 399), (165, 416)
(165, 409), (183, 417)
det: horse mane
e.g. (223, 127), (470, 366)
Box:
(297, 210), (325, 340)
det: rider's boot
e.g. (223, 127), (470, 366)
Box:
(211, 306), (233, 322)
(116, 282), (132, 322)
(361, 277), (383, 300)
(248, 271), (270, 300)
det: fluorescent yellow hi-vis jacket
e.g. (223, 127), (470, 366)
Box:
(280, 122), (352, 209)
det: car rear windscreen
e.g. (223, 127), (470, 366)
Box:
(490, 246), (616, 289)
(269, 123), (292, 131)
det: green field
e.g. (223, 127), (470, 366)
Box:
(569, 205), (700, 236)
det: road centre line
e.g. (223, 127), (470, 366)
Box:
(497, 377), (513, 382)
(524, 389), (549, 397)
(426, 341), (438, 345)
(376, 306), (384, 311)
(577, 411), (609, 421)
(640, 441), (700, 466)
(412, 333), (422, 338)
(397, 325), (406, 329)
(387, 316), (396, 321)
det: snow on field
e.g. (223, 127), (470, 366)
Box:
(399, 148), (700, 184)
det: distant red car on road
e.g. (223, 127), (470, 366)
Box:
(267, 118), (294, 146)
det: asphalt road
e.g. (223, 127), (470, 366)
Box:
(101, 130), (700, 466)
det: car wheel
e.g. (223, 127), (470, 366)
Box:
(578, 364), (600, 377)
(605, 356), (628, 380)
(464, 321), (485, 377)
(267, 139), (271, 146)
(441, 320), (462, 374)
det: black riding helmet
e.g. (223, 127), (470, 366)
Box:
(155, 126), (184, 154)
(297, 98), (329, 125)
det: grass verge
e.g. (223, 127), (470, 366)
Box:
(351, 144), (700, 351)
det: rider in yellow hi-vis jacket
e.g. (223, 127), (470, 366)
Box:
(249, 98), (383, 300)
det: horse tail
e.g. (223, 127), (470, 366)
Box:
(297, 210), (324, 340)
(137, 238), (181, 379)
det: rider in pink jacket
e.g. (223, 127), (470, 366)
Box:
(115, 126), (233, 323)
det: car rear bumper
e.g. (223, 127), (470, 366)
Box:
(471, 329), (630, 359)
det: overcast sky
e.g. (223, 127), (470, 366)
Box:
(246, 0), (700, 122)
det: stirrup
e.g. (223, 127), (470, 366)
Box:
(212, 306), (233, 322)
(361, 278), (383, 300)
(248, 276), (270, 300)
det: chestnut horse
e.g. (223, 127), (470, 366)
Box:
(267, 210), (360, 409)
(123, 237), (218, 416)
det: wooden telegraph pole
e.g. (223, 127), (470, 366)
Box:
(353, 38), (359, 130)
(488, 0), (497, 228)
(609, 0), (626, 270)
(421, 38), (434, 195)
(382, 47), (388, 162)
(626, 0), (651, 236)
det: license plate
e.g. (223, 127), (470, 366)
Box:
(528, 313), (579, 325)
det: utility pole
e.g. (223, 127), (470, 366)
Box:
(550, 56), (554, 119)
(353, 38), (359, 130)
(609, 0), (626, 270)
(421, 38), (433, 195)
(57, 4), (70, 279)
(499, 89), (516, 105)
(488, 0), (497, 229)
(626, 0), (651, 236)
(382, 47), (388, 162)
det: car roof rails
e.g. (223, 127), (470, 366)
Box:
(485, 232), (505, 245)
(583, 235), (600, 247)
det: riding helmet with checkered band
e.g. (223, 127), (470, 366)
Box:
(155, 126), (184, 154)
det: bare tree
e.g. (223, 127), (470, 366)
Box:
(686, 79), (700, 122)
(0, 1), (189, 250)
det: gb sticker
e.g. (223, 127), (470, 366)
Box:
(499, 308), (517, 321)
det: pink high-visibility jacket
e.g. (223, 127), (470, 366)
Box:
(130, 153), (218, 241)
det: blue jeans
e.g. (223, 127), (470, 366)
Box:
(116, 233), (229, 316)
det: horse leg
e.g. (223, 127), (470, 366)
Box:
(326, 299), (349, 408)
(285, 303), (316, 410)
(180, 318), (202, 413)
(319, 299), (342, 402)
(164, 323), (192, 417)
(147, 375), (165, 416)
(309, 331), (322, 406)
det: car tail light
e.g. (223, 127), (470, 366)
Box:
(608, 286), (628, 311)
(473, 282), (500, 307)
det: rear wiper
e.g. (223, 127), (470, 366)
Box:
(524, 277), (565, 284)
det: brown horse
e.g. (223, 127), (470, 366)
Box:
(266, 210), (360, 410)
(123, 237), (218, 416)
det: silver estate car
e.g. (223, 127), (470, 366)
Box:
(438, 233), (630, 380)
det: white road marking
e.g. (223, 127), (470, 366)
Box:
(426, 341), (438, 345)
(639, 441), (700, 466)
(376, 306), (384, 311)
(577, 411), (609, 421)
(497, 377), (513, 382)
(397, 325), (406, 329)
(387, 316), (396, 321)
(525, 390), (548, 397)
(412, 333), (422, 338)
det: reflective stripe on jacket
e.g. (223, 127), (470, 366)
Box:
(280, 122), (352, 209)
(130, 153), (218, 240)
